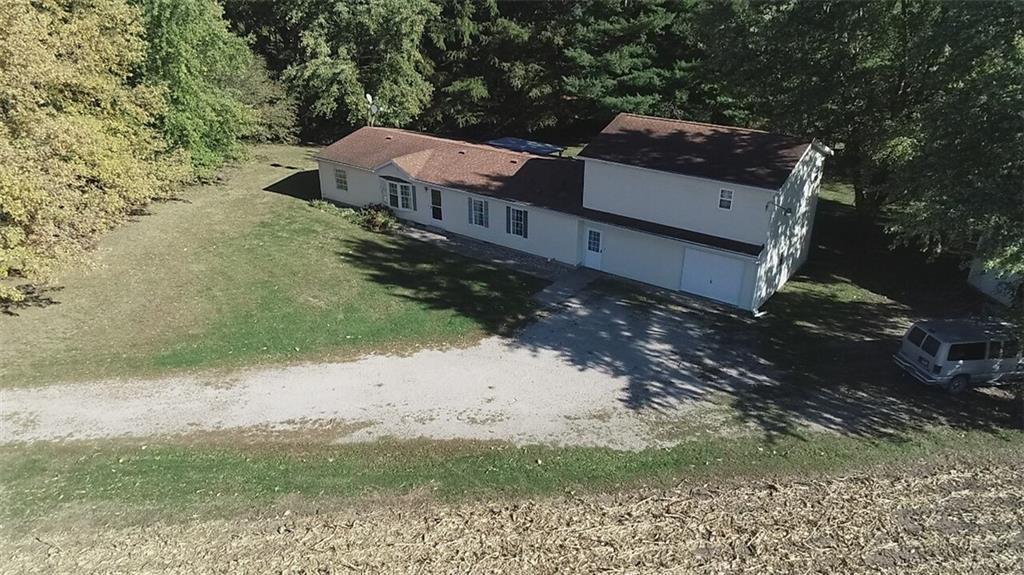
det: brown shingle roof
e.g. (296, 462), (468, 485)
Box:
(317, 127), (763, 256)
(316, 127), (584, 212)
(316, 127), (448, 170)
(578, 113), (811, 190)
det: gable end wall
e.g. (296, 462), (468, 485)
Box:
(753, 147), (825, 310)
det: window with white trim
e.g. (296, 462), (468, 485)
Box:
(718, 189), (734, 210)
(506, 206), (528, 238)
(334, 168), (348, 192)
(386, 181), (415, 210)
(430, 189), (442, 220)
(468, 197), (489, 227)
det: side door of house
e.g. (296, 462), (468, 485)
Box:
(584, 228), (603, 270)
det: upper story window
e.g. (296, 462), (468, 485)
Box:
(334, 168), (348, 192)
(718, 189), (734, 210)
(387, 181), (415, 211)
(506, 206), (528, 238)
(468, 197), (489, 227)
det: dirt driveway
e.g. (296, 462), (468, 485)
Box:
(2, 283), (787, 449)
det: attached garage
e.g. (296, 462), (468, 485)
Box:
(680, 248), (749, 307)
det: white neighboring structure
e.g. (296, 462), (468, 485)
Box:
(969, 261), (1021, 306)
(316, 113), (831, 311)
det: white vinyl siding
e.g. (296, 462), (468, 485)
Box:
(317, 160), (378, 205)
(317, 157), (771, 311)
(582, 158), (771, 245)
(589, 222), (758, 310)
(753, 147), (826, 310)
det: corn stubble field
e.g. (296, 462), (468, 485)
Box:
(4, 458), (1021, 574)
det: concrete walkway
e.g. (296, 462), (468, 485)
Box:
(400, 223), (600, 308)
(399, 224), (572, 280)
(531, 268), (600, 308)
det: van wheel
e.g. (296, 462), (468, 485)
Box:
(946, 375), (971, 394)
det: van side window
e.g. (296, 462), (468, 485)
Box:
(988, 341), (1001, 359)
(921, 336), (940, 356)
(908, 327), (926, 346)
(947, 342), (987, 362)
(1002, 339), (1020, 358)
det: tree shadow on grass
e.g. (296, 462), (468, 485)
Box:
(1, 285), (63, 316)
(338, 235), (550, 335)
(264, 170), (320, 201)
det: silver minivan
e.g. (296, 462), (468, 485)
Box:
(894, 319), (1023, 393)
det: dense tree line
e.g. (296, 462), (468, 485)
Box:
(1, 0), (1020, 309)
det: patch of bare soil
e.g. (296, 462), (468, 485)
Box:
(5, 460), (1023, 574)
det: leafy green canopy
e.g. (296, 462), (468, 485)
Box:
(702, 1), (947, 216)
(135, 0), (296, 174)
(418, 0), (565, 134)
(889, 3), (1024, 302)
(277, 0), (439, 129)
(562, 0), (721, 126)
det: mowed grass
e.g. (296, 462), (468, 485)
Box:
(3, 428), (1022, 527)
(0, 145), (547, 386)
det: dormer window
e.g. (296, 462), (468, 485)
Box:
(718, 189), (734, 211)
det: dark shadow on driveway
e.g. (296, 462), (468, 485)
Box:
(334, 188), (1015, 443)
(507, 276), (1015, 443)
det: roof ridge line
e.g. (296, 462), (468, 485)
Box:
(365, 127), (555, 160)
(616, 112), (803, 140)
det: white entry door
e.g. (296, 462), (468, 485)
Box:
(680, 249), (745, 306)
(584, 228), (603, 269)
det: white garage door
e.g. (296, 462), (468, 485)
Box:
(680, 249), (746, 306)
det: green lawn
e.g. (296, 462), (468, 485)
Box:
(3, 428), (1021, 527)
(3, 166), (1020, 529)
(0, 145), (547, 386)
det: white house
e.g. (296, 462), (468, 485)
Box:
(316, 113), (831, 311)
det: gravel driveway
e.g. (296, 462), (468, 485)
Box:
(1, 284), (781, 449)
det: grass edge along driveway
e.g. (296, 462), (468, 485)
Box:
(2, 426), (1022, 529)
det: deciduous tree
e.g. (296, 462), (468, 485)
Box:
(0, 0), (187, 302)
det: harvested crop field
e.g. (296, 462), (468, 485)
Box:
(5, 458), (1022, 574)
